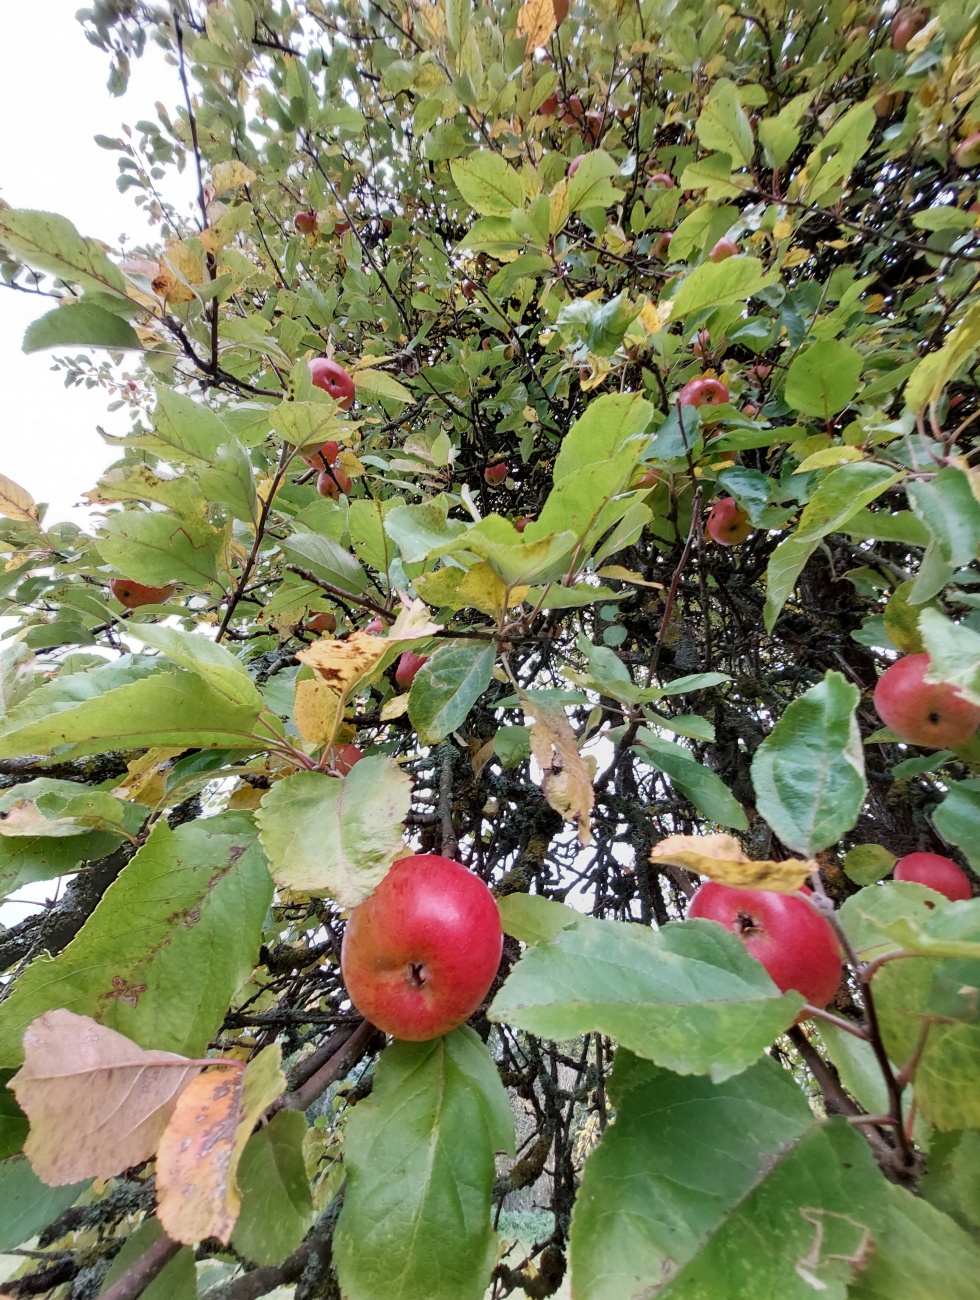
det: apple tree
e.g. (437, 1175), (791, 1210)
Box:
(1, 0), (980, 1296)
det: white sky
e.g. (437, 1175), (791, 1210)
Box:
(0, 0), (190, 524)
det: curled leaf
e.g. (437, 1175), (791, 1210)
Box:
(650, 834), (815, 892)
(523, 693), (594, 844)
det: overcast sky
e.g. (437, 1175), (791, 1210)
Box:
(0, 0), (190, 524)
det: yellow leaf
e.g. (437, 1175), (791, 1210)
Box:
(523, 692), (594, 844)
(152, 241), (205, 304)
(633, 300), (663, 337)
(0, 474), (39, 524)
(227, 782), (264, 810)
(115, 747), (186, 806)
(781, 246), (812, 269)
(650, 834), (816, 892)
(294, 677), (341, 745)
(212, 161), (256, 194)
(381, 693), (410, 721)
(517, 0), (562, 51)
(419, 561), (529, 616)
(596, 565), (664, 589)
(793, 446), (864, 473)
(773, 218), (794, 240)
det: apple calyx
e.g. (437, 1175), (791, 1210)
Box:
(873, 653), (980, 749)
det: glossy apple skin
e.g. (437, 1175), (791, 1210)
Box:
(395, 651), (428, 690)
(317, 466), (353, 499)
(709, 237), (738, 262)
(874, 653), (980, 748)
(678, 376), (729, 408)
(484, 462), (508, 485)
(461, 278), (478, 300)
(894, 852), (972, 902)
(309, 357), (355, 410)
(341, 854), (503, 1040)
(330, 743), (364, 776)
(293, 211), (317, 235)
(109, 578), (175, 608)
(707, 498), (752, 545)
(688, 882), (841, 1008)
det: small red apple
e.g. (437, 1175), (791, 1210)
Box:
(334, 219), (352, 238)
(395, 651), (428, 690)
(652, 231), (673, 260)
(515, 515), (534, 533)
(330, 743), (364, 776)
(709, 237), (738, 262)
(707, 497), (753, 545)
(308, 611), (337, 636)
(484, 462), (508, 485)
(746, 363), (773, 383)
(688, 882), (841, 1008)
(109, 578), (176, 608)
(539, 93), (559, 116)
(461, 278), (478, 301)
(633, 467), (661, 489)
(953, 132), (980, 169)
(692, 329), (711, 360)
(647, 171), (675, 188)
(561, 94), (585, 124)
(317, 466), (353, 499)
(309, 357), (355, 410)
(678, 376), (729, 408)
(891, 7), (928, 51)
(293, 211), (318, 236)
(894, 852), (972, 902)
(363, 618), (385, 635)
(742, 402), (759, 418)
(874, 653), (980, 748)
(341, 854), (503, 1040)
(301, 439), (340, 470)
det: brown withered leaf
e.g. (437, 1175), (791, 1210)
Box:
(10, 1011), (203, 1186)
(650, 834), (816, 892)
(517, 0), (563, 51)
(0, 473), (39, 525)
(156, 1045), (285, 1246)
(523, 693), (594, 845)
(294, 677), (341, 746)
(152, 240), (204, 305)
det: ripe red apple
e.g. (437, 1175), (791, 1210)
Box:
(301, 439), (340, 470)
(341, 854), (503, 1040)
(293, 211), (318, 236)
(309, 357), (355, 410)
(746, 363), (773, 383)
(363, 618), (385, 635)
(317, 466), (353, 499)
(461, 278), (478, 301)
(688, 882), (841, 1008)
(891, 7), (928, 51)
(633, 467), (661, 489)
(874, 653), (980, 748)
(330, 743), (364, 776)
(109, 578), (176, 608)
(692, 328), (711, 359)
(484, 462), (508, 485)
(953, 132), (980, 169)
(742, 402), (759, 417)
(647, 171), (674, 188)
(539, 93), (559, 116)
(308, 611), (337, 636)
(395, 651), (428, 690)
(515, 515), (534, 533)
(678, 376), (729, 408)
(653, 231), (673, 260)
(561, 94), (584, 124)
(894, 852), (972, 902)
(334, 219), (351, 238)
(709, 237), (738, 262)
(707, 497), (753, 545)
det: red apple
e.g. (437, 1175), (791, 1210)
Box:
(954, 132), (980, 169)
(652, 232), (674, 260)
(688, 882), (841, 1008)
(647, 171), (675, 188)
(308, 611), (337, 636)
(707, 497), (753, 545)
(293, 211), (318, 236)
(395, 651), (428, 690)
(109, 578), (176, 608)
(330, 743), (364, 776)
(334, 219), (352, 238)
(891, 7), (928, 51)
(461, 278), (478, 301)
(633, 467), (661, 489)
(678, 376), (729, 408)
(484, 462), (508, 485)
(874, 653), (980, 748)
(742, 402), (759, 417)
(515, 515), (534, 533)
(692, 329), (711, 360)
(552, 0), (569, 24)
(746, 363), (773, 383)
(561, 94), (585, 124)
(894, 852), (972, 902)
(363, 618), (385, 635)
(301, 439), (340, 470)
(539, 93), (559, 116)
(568, 155), (584, 177)
(309, 357), (355, 410)
(317, 466), (353, 499)
(709, 237), (738, 262)
(341, 854), (503, 1040)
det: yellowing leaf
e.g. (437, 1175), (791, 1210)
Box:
(212, 161), (256, 194)
(115, 747), (186, 806)
(650, 834), (816, 891)
(773, 218), (794, 240)
(10, 1011), (203, 1186)
(633, 300), (663, 338)
(596, 566), (664, 589)
(781, 246), (812, 268)
(294, 677), (341, 746)
(381, 693), (410, 721)
(517, 0), (562, 51)
(156, 1046), (284, 1246)
(152, 241), (205, 304)
(297, 632), (389, 697)
(0, 474), (39, 524)
(523, 692), (594, 844)
(793, 446), (864, 473)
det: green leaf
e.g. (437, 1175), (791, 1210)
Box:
(408, 641), (495, 744)
(0, 642), (35, 713)
(919, 608), (980, 707)
(678, 153), (745, 200)
(334, 1028), (515, 1300)
(907, 467), (980, 569)
(933, 782), (980, 871)
(98, 510), (225, 587)
(0, 813), (273, 1067)
(905, 302), (980, 413)
(384, 500), (467, 564)
(354, 366), (414, 404)
(553, 392), (653, 484)
(634, 735), (748, 830)
(198, 439), (258, 525)
(269, 399), (346, 450)
(451, 152), (527, 216)
(136, 388), (231, 462)
(751, 671), (865, 856)
(490, 916), (799, 1081)
(784, 339), (863, 417)
(441, 516), (577, 586)
(569, 1053), (887, 1300)
(281, 528), (368, 595)
(667, 255), (778, 319)
(122, 623), (265, 709)
(695, 78), (754, 167)
(497, 893), (579, 945)
(763, 534), (820, 632)
(0, 779), (130, 897)
(348, 498), (400, 574)
(566, 151), (623, 213)
(844, 844), (896, 886)
(758, 91), (813, 169)
(0, 1070), (28, 1159)
(0, 667), (266, 761)
(0, 1156), (86, 1251)
(493, 725), (531, 768)
(795, 463), (902, 544)
(255, 759), (412, 907)
(23, 302), (141, 352)
(101, 1218), (195, 1300)
(0, 208), (128, 298)
(919, 1130), (980, 1235)
(232, 1110), (313, 1266)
